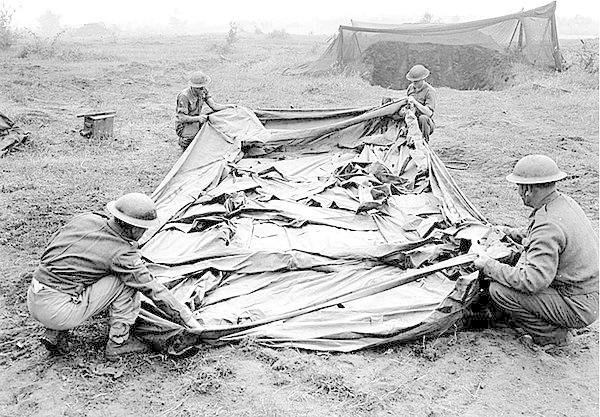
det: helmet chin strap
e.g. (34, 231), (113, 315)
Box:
(518, 184), (533, 207)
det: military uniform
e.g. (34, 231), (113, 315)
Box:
(28, 212), (195, 345)
(407, 81), (436, 140)
(175, 86), (211, 149)
(480, 191), (599, 344)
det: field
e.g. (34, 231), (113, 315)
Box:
(0, 34), (598, 416)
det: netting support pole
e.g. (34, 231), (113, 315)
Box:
(508, 20), (520, 50)
(353, 32), (362, 58)
(550, 13), (563, 71)
(337, 27), (345, 67)
(517, 18), (523, 50)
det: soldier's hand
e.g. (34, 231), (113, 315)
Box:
(198, 115), (208, 123)
(491, 224), (511, 235)
(470, 241), (492, 270)
(473, 254), (491, 270)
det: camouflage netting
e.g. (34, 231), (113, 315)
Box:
(363, 41), (514, 91)
(285, 1), (563, 85)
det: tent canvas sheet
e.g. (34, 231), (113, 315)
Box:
(136, 103), (508, 352)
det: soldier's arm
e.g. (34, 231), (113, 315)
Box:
(424, 89), (436, 116)
(501, 226), (527, 243)
(111, 250), (201, 329)
(481, 219), (565, 293)
(175, 95), (205, 123)
(408, 95), (433, 118)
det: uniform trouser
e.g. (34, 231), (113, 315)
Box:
(178, 135), (194, 150)
(489, 282), (599, 344)
(418, 115), (434, 141)
(27, 276), (140, 344)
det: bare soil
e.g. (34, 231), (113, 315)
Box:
(0, 35), (598, 416)
(364, 41), (513, 90)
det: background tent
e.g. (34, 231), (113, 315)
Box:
(135, 103), (515, 352)
(286, 1), (563, 85)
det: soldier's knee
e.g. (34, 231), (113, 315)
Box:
(489, 281), (510, 307)
(131, 291), (141, 310)
(178, 136), (193, 150)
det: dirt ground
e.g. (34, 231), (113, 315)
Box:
(0, 34), (598, 416)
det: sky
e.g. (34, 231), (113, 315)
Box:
(4, 0), (599, 34)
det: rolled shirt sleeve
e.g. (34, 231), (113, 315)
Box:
(424, 88), (436, 114)
(482, 220), (565, 293)
(111, 249), (199, 328)
(175, 94), (191, 121)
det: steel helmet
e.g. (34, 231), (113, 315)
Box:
(106, 193), (159, 229)
(406, 64), (430, 81)
(506, 155), (567, 184)
(189, 71), (212, 88)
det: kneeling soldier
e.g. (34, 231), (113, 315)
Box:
(27, 193), (200, 360)
(474, 155), (599, 346)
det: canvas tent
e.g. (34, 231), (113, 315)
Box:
(286, 1), (563, 77)
(135, 103), (515, 352)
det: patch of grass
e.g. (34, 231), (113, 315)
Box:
(218, 22), (239, 54)
(268, 29), (289, 40)
(307, 371), (384, 412)
(407, 335), (456, 362)
(271, 355), (308, 374)
(574, 39), (598, 73)
(0, 4), (15, 49)
(185, 358), (234, 394)
(240, 340), (282, 366)
(17, 30), (66, 59)
(562, 38), (599, 73)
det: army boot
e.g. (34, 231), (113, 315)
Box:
(105, 336), (150, 361)
(40, 328), (69, 355)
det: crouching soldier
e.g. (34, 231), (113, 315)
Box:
(175, 71), (235, 150)
(27, 193), (201, 360)
(474, 155), (599, 346)
(405, 64), (436, 142)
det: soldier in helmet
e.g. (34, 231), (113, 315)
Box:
(27, 193), (201, 360)
(405, 64), (436, 141)
(175, 71), (235, 150)
(473, 155), (599, 346)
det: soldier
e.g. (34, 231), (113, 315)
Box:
(474, 155), (599, 346)
(405, 64), (436, 142)
(175, 71), (234, 149)
(27, 193), (200, 360)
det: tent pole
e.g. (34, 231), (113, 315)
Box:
(517, 18), (523, 50)
(508, 20), (520, 50)
(337, 27), (344, 67)
(353, 32), (362, 57)
(550, 12), (563, 70)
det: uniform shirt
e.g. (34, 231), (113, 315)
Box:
(482, 191), (599, 296)
(33, 212), (195, 326)
(407, 81), (436, 118)
(175, 87), (210, 138)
